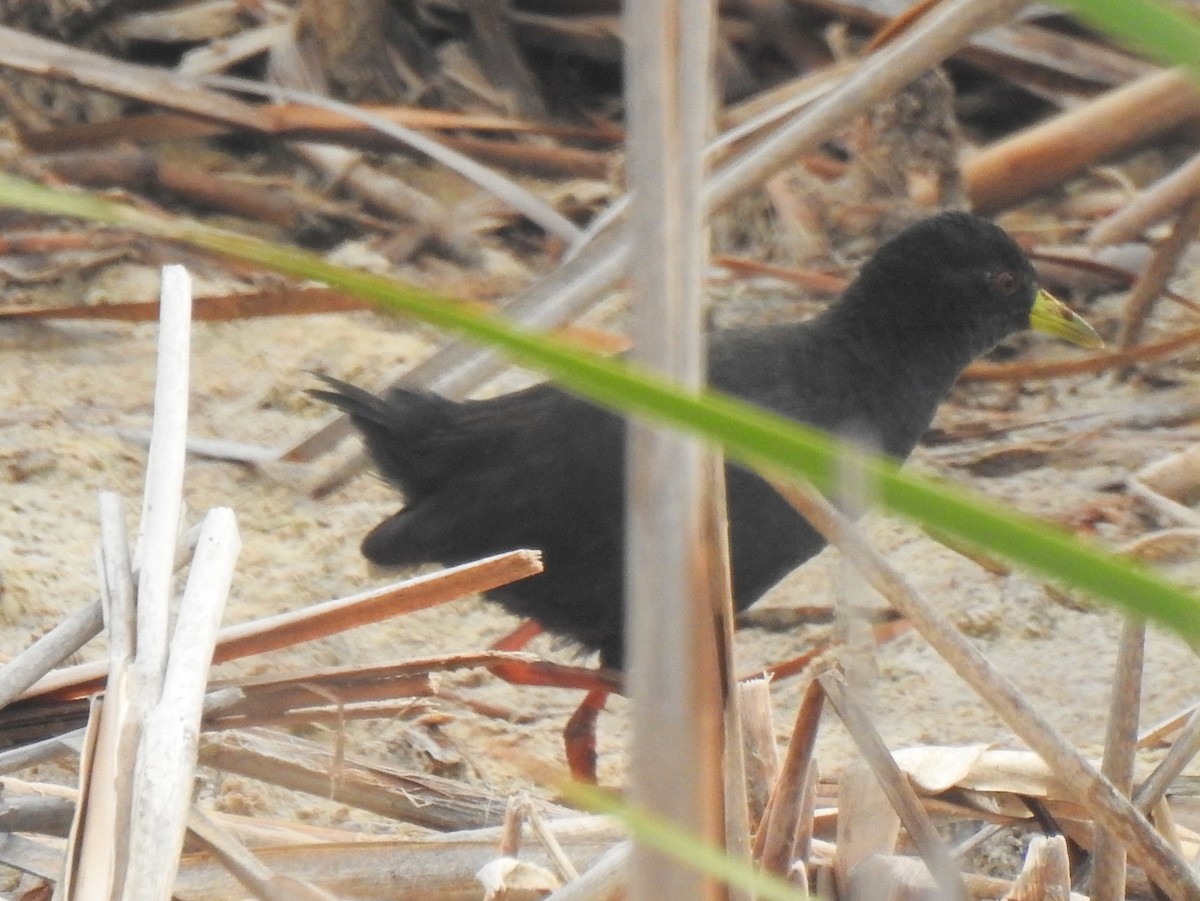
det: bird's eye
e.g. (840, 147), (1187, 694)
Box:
(992, 270), (1020, 295)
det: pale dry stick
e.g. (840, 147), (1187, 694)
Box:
(133, 264), (193, 695)
(739, 677), (781, 828)
(57, 697), (100, 901)
(755, 676), (824, 876)
(70, 491), (140, 900)
(0, 25), (265, 129)
(1152, 796), (1186, 859)
(499, 794), (525, 857)
(523, 798), (581, 882)
(789, 761), (819, 874)
(186, 805), (336, 901)
(172, 818), (622, 901)
(125, 507), (241, 901)
(0, 603), (102, 714)
(819, 669), (970, 901)
(294, 0), (1033, 475)
(1090, 147), (1200, 247)
(0, 794), (75, 837)
(1005, 834), (1073, 901)
(625, 5), (724, 899)
(1120, 193), (1200, 349)
(543, 841), (629, 901)
(21, 549), (542, 701)
(0, 832), (65, 884)
(963, 68), (1200, 214)
(1089, 617), (1146, 901)
(1139, 701), (1200, 748)
(201, 75), (583, 245)
(770, 477), (1200, 901)
(0, 520), (202, 713)
(0, 731), (86, 775)
(98, 491), (137, 662)
(703, 456), (753, 888)
(1133, 705), (1200, 814)
(963, 326), (1200, 382)
(198, 727), (555, 831)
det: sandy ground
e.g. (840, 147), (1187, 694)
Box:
(2, 252), (1200, 836)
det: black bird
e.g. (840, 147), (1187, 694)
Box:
(313, 212), (1100, 763)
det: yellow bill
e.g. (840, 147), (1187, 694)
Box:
(1029, 288), (1104, 348)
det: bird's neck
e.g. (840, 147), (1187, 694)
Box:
(812, 301), (981, 458)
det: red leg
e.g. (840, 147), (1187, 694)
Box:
(490, 619), (544, 652)
(485, 621), (621, 781)
(564, 689), (609, 783)
(487, 620), (621, 694)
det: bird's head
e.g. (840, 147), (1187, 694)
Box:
(847, 211), (1102, 358)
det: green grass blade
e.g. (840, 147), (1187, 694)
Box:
(1054, 0), (1200, 81)
(2, 173), (1199, 643)
(566, 783), (814, 901)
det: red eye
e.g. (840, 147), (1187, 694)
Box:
(992, 270), (1020, 295)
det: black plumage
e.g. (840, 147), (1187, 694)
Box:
(313, 212), (1100, 670)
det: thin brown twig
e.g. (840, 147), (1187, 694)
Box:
(1121, 194), (1200, 349)
(962, 327), (1200, 382)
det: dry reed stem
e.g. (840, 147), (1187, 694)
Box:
(1091, 147), (1200, 247)
(542, 841), (629, 901)
(22, 549), (541, 702)
(738, 677), (781, 829)
(1003, 834), (1074, 901)
(1120, 193), (1200, 349)
(125, 508), (241, 901)
(69, 493), (140, 900)
(623, 3), (725, 897)
(133, 264), (193, 691)
(962, 326), (1200, 382)
(1089, 617), (1146, 901)
(186, 806), (336, 901)
(197, 728), (574, 831)
(964, 68), (1200, 214)
(771, 476), (1200, 901)
(172, 822), (622, 901)
(820, 670), (970, 901)
(1135, 706), (1200, 815)
(756, 676), (823, 875)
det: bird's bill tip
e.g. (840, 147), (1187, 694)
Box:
(1029, 289), (1104, 349)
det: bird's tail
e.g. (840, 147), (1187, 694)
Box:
(309, 374), (454, 498)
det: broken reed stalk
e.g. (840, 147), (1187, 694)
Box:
(0, 517), (209, 717)
(623, 3), (726, 899)
(70, 266), (197, 900)
(1135, 705), (1200, 813)
(755, 676), (823, 876)
(0, 599), (102, 713)
(132, 264), (193, 691)
(542, 841), (630, 901)
(1091, 146), (1200, 247)
(964, 67), (1200, 214)
(186, 805), (332, 901)
(1119, 193), (1200, 348)
(1089, 617), (1146, 901)
(962, 326), (1200, 382)
(21, 549), (542, 702)
(818, 670), (970, 901)
(124, 507), (241, 901)
(69, 493), (138, 897)
(738, 677), (781, 829)
(769, 476), (1200, 901)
